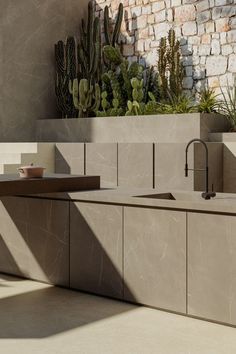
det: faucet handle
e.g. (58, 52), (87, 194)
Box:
(185, 163), (188, 177)
(211, 183), (216, 198)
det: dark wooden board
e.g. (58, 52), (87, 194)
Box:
(0, 174), (100, 196)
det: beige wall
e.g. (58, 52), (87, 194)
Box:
(0, 0), (89, 142)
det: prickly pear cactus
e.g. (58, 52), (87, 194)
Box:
(125, 100), (142, 116)
(70, 78), (101, 118)
(131, 78), (144, 103)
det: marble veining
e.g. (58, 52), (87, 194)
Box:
(0, 196), (69, 286)
(124, 206), (186, 312)
(36, 114), (229, 143)
(188, 212), (236, 326)
(86, 143), (118, 188)
(55, 143), (85, 175)
(118, 143), (153, 188)
(70, 202), (123, 299)
(0, 0), (90, 142)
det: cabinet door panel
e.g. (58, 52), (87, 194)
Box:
(70, 202), (123, 299)
(124, 207), (186, 313)
(188, 212), (236, 325)
(0, 197), (69, 286)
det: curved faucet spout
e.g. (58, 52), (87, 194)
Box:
(185, 138), (216, 200)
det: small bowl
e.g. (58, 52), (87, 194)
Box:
(18, 163), (45, 178)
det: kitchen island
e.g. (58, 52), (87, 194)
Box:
(0, 186), (236, 327)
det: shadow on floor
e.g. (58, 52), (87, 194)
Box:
(0, 196), (137, 338)
(0, 282), (136, 338)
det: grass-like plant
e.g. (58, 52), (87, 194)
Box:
(157, 93), (196, 114)
(219, 82), (236, 130)
(198, 88), (219, 113)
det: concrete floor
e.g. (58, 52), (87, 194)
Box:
(1, 275), (236, 354)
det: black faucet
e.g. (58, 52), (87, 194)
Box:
(185, 139), (216, 200)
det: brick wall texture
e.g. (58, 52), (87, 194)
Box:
(95, 0), (236, 95)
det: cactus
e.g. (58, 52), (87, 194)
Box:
(100, 52), (146, 114)
(157, 29), (184, 100)
(103, 45), (123, 66)
(96, 90), (124, 117)
(120, 61), (132, 100)
(131, 78), (144, 103)
(143, 92), (160, 115)
(101, 91), (110, 111)
(78, 1), (102, 84)
(104, 3), (123, 46)
(157, 37), (168, 99)
(125, 78), (144, 116)
(167, 29), (184, 98)
(70, 78), (101, 118)
(125, 100), (142, 116)
(55, 37), (78, 118)
(55, 1), (102, 118)
(128, 62), (144, 81)
(144, 66), (154, 103)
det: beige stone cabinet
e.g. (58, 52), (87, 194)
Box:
(0, 197), (69, 286)
(188, 212), (236, 326)
(70, 202), (123, 299)
(123, 207), (187, 313)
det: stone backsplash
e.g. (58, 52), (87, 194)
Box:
(95, 0), (236, 95)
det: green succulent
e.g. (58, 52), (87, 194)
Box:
(157, 93), (196, 114)
(198, 88), (219, 113)
(219, 82), (236, 130)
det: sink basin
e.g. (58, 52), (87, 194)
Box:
(134, 193), (176, 200)
(134, 192), (211, 202)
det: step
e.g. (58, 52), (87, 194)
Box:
(0, 143), (38, 154)
(0, 143), (56, 174)
(0, 153), (21, 164)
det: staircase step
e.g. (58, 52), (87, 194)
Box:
(0, 143), (55, 175)
(0, 143), (38, 154)
(0, 153), (21, 164)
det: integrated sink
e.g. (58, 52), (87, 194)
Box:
(134, 192), (212, 202)
(134, 193), (176, 200)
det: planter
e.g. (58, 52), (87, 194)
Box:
(209, 132), (236, 142)
(36, 113), (230, 143)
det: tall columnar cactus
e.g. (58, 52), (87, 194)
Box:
(157, 29), (184, 100)
(70, 78), (101, 118)
(55, 37), (78, 118)
(78, 1), (102, 84)
(157, 37), (168, 100)
(104, 3), (123, 47)
(167, 29), (183, 98)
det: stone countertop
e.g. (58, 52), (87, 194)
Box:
(17, 187), (236, 215)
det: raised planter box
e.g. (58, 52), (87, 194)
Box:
(36, 113), (229, 143)
(209, 132), (236, 142)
